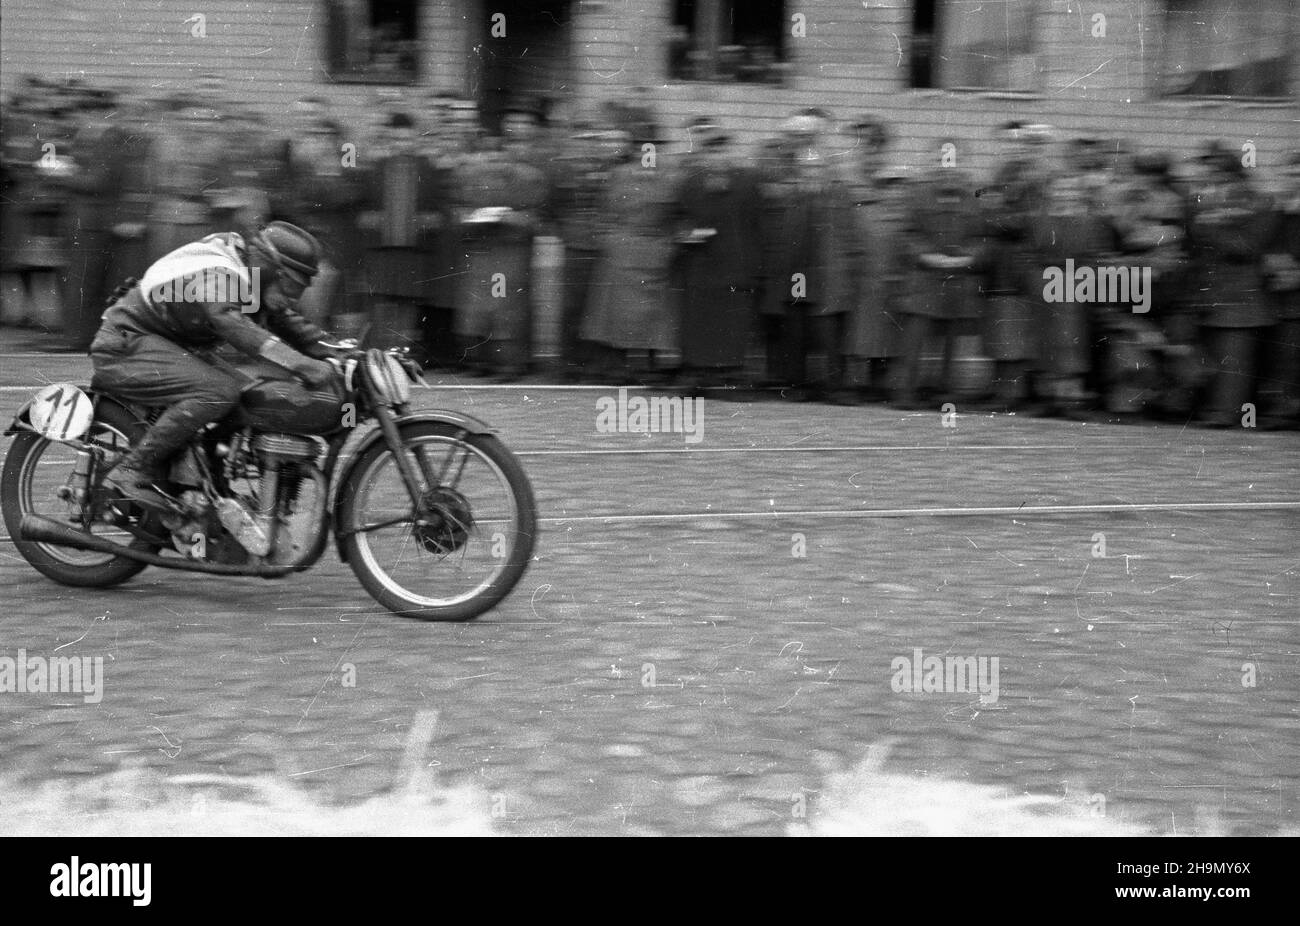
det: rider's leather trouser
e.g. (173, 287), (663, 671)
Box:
(89, 322), (244, 474)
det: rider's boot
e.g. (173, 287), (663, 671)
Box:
(106, 454), (172, 511)
(106, 413), (198, 511)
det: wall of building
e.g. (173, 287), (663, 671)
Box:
(2, 0), (1296, 176)
(569, 0), (1299, 175)
(0, 1), (471, 135)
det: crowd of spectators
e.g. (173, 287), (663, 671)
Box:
(3, 75), (1298, 428)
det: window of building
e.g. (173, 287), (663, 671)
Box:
(324, 0), (419, 84)
(1160, 0), (1293, 99)
(668, 0), (787, 83)
(910, 0), (1038, 92)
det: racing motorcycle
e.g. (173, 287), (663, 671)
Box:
(1, 346), (537, 620)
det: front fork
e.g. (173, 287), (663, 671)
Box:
(374, 402), (439, 511)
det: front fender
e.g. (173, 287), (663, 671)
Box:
(330, 410), (497, 564)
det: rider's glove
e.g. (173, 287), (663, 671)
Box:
(259, 336), (336, 388)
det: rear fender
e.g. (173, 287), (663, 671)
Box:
(4, 389), (145, 438)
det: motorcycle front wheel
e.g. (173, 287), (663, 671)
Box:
(338, 421), (537, 620)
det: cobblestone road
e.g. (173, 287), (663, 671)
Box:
(1, 350), (1297, 834)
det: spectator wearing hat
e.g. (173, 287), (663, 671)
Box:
(549, 121), (618, 381)
(273, 108), (366, 329)
(1107, 151), (1195, 416)
(975, 121), (1053, 410)
(1025, 134), (1115, 415)
(357, 111), (453, 355)
(891, 169), (983, 407)
(672, 117), (764, 386)
(453, 99), (549, 378)
(754, 134), (797, 385)
(416, 94), (480, 367)
(758, 108), (857, 399)
(580, 121), (680, 381)
(147, 95), (229, 260)
(99, 97), (156, 315)
(1187, 140), (1276, 427)
(60, 90), (127, 346)
(841, 115), (906, 401)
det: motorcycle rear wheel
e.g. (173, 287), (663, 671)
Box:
(1, 400), (159, 588)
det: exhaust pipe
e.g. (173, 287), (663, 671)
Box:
(19, 514), (297, 577)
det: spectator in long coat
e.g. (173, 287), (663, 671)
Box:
(274, 113), (365, 326)
(147, 98), (228, 261)
(101, 99), (155, 306)
(0, 91), (76, 330)
(1106, 153), (1193, 417)
(358, 112), (453, 353)
(549, 123), (617, 381)
(673, 117), (764, 386)
(1187, 142), (1276, 427)
(841, 115), (906, 400)
(975, 122), (1052, 410)
(891, 170), (983, 407)
(758, 109), (858, 399)
(1262, 152), (1300, 428)
(420, 98), (479, 368)
(1028, 137), (1117, 414)
(62, 93), (125, 347)
(580, 128), (680, 381)
(454, 102), (549, 378)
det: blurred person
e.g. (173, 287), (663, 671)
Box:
(0, 80), (77, 328)
(418, 94), (480, 367)
(548, 121), (618, 381)
(673, 117), (764, 389)
(453, 99), (549, 379)
(975, 121), (1053, 410)
(1106, 151), (1195, 417)
(61, 89), (127, 347)
(758, 108), (857, 400)
(892, 170), (983, 408)
(101, 96), (157, 313)
(755, 134), (797, 386)
(274, 111), (365, 326)
(1261, 152), (1300, 428)
(580, 121), (680, 382)
(147, 95), (229, 260)
(1027, 133), (1116, 416)
(1186, 141), (1276, 427)
(841, 115), (906, 401)
(357, 111), (452, 358)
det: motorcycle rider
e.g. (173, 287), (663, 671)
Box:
(89, 221), (345, 507)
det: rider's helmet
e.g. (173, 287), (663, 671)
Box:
(248, 221), (321, 289)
